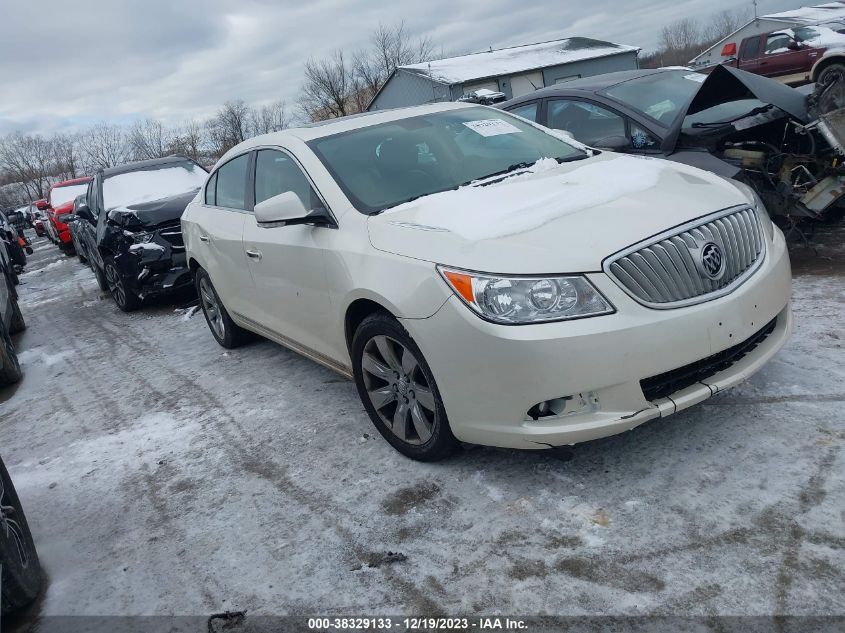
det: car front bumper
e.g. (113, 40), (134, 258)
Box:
(401, 229), (793, 449)
(114, 247), (192, 299)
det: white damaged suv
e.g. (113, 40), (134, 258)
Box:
(182, 103), (792, 461)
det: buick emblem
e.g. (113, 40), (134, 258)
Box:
(698, 242), (725, 280)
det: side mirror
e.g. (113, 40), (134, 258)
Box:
(35, 199), (48, 210)
(787, 40), (801, 51)
(76, 204), (95, 223)
(254, 191), (332, 227)
(593, 135), (630, 152)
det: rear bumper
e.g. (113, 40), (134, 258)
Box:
(401, 228), (792, 449)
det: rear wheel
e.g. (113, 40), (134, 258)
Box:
(0, 457), (41, 615)
(104, 259), (141, 312)
(0, 324), (22, 387)
(195, 268), (253, 348)
(352, 313), (458, 461)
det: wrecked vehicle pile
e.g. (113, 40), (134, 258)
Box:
(500, 64), (845, 226)
(683, 65), (845, 223)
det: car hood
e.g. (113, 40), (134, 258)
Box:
(663, 65), (811, 153)
(367, 153), (751, 273)
(106, 189), (198, 230)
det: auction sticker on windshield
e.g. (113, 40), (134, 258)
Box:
(463, 119), (523, 137)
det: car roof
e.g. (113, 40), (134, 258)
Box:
(51, 176), (93, 189)
(215, 102), (479, 163)
(100, 155), (197, 178)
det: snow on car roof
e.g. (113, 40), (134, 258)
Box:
(398, 37), (640, 85)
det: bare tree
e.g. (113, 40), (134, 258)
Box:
(168, 119), (205, 163)
(52, 133), (81, 181)
(250, 100), (293, 135)
(0, 132), (54, 200)
(299, 50), (354, 121)
(703, 8), (752, 42)
(79, 123), (129, 171)
(128, 118), (170, 161)
(206, 100), (253, 158)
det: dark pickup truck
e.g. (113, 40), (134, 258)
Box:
(711, 24), (845, 86)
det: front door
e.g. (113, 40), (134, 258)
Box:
(241, 148), (335, 359)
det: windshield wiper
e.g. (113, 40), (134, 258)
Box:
(690, 104), (775, 128)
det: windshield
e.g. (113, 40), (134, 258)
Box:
(50, 183), (88, 207)
(103, 161), (207, 211)
(307, 107), (586, 213)
(604, 71), (704, 126)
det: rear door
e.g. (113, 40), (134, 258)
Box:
(241, 147), (335, 358)
(190, 152), (254, 316)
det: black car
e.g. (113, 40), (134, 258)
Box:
(0, 210), (30, 281)
(68, 194), (90, 265)
(500, 65), (845, 221)
(0, 238), (24, 386)
(0, 454), (41, 614)
(72, 156), (208, 312)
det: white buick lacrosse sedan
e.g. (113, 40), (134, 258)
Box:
(182, 103), (792, 461)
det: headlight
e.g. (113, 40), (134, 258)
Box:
(126, 230), (155, 244)
(437, 266), (614, 324)
(733, 181), (774, 242)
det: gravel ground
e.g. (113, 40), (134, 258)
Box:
(0, 225), (843, 623)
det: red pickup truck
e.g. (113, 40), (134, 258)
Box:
(719, 25), (845, 86)
(44, 177), (91, 253)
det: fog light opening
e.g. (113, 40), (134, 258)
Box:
(526, 392), (599, 421)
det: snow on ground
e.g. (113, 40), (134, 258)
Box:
(0, 227), (843, 623)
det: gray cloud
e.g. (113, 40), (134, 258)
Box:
(0, 0), (803, 135)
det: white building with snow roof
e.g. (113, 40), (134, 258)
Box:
(367, 37), (640, 111)
(690, 1), (845, 68)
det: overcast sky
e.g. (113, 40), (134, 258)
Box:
(1, 0), (804, 136)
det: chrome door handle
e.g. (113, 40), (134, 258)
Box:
(246, 249), (262, 260)
(199, 235), (210, 242)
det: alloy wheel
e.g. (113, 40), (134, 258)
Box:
(104, 263), (126, 308)
(360, 335), (436, 445)
(0, 475), (30, 569)
(199, 276), (225, 340)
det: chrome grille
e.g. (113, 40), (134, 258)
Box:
(604, 206), (765, 308)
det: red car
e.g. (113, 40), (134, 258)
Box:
(44, 177), (91, 253)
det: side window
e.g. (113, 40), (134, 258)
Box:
(740, 36), (761, 60)
(507, 102), (539, 122)
(254, 149), (321, 210)
(546, 99), (626, 146)
(205, 172), (217, 206)
(214, 153), (249, 210)
(88, 180), (100, 216)
(764, 33), (792, 55)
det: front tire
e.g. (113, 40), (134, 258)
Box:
(818, 63), (845, 88)
(104, 259), (141, 312)
(0, 457), (41, 615)
(351, 313), (457, 461)
(195, 268), (252, 348)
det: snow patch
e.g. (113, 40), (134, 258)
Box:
(103, 164), (206, 211)
(383, 155), (666, 240)
(18, 347), (73, 367)
(21, 259), (68, 277)
(128, 242), (165, 253)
